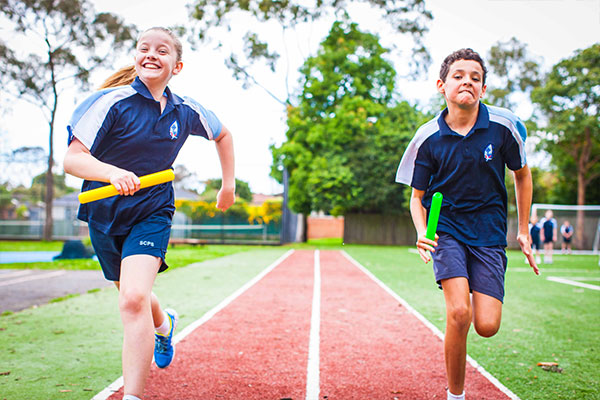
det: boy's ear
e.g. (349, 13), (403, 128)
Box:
(480, 83), (487, 98)
(436, 79), (445, 95)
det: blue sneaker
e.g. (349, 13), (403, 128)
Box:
(154, 308), (178, 368)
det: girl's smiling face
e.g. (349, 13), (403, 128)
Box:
(437, 59), (486, 109)
(134, 29), (182, 88)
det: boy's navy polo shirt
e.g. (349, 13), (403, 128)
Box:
(396, 103), (527, 247)
(67, 77), (222, 235)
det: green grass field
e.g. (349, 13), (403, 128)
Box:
(0, 240), (598, 399)
(344, 245), (600, 400)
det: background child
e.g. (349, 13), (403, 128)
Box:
(63, 27), (235, 400)
(540, 210), (557, 263)
(396, 48), (539, 400)
(529, 215), (542, 264)
(560, 220), (573, 254)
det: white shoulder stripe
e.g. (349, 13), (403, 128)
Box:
(487, 105), (527, 168)
(396, 116), (440, 185)
(183, 97), (217, 140)
(69, 87), (136, 150)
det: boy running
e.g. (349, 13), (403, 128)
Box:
(396, 48), (539, 400)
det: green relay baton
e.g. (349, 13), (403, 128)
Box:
(425, 192), (443, 241)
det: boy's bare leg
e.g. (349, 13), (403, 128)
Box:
(441, 277), (472, 396)
(472, 292), (502, 338)
(118, 255), (161, 398)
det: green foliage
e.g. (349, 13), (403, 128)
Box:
(299, 19), (397, 115)
(505, 166), (554, 214)
(188, 0), (433, 97)
(0, 0), (137, 107)
(0, 0), (138, 239)
(486, 37), (543, 109)
(32, 172), (75, 201)
(531, 43), (600, 205)
(0, 184), (11, 215)
(8, 173), (75, 204)
(247, 198), (283, 224)
(202, 178), (253, 202)
(272, 19), (426, 215)
(175, 197), (282, 225)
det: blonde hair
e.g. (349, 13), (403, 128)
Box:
(98, 65), (137, 89)
(98, 27), (183, 90)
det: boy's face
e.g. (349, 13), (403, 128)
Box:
(437, 59), (486, 109)
(134, 29), (183, 87)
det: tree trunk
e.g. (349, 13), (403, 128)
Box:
(575, 165), (586, 251)
(574, 126), (592, 250)
(44, 51), (58, 242)
(43, 136), (54, 241)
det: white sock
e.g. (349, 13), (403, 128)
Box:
(154, 311), (171, 336)
(123, 395), (141, 400)
(447, 389), (465, 400)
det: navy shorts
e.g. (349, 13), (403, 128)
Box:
(531, 236), (541, 250)
(431, 233), (507, 303)
(89, 212), (171, 281)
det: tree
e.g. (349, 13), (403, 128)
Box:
(187, 0), (433, 104)
(0, 0), (137, 240)
(271, 19), (425, 216)
(0, 184), (13, 218)
(531, 43), (600, 248)
(202, 178), (253, 202)
(0, 146), (46, 187)
(486, 37), (543, 109)
(30, 172), (75, 202)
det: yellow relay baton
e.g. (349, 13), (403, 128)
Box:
(78, 169), (175, 204)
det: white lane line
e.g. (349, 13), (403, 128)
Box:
(92, 249), (295, 400)
(341, 251), (521, 400)
(0, 270), (32, 280)
(511, 268), (594, 273)
(305, 250), (321, 400)
(0, 270), (65, 287)
(564, 277), (600, 281)
(547, 276), (600, 291)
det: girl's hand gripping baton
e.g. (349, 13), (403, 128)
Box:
(78, 169), (175, 204)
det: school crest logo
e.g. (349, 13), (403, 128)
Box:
(169, 121), (179, 140)
(484, 144), (493, 162)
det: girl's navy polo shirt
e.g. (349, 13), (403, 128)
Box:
(67, 77), (222, 235)
(396, 103), (527, 247)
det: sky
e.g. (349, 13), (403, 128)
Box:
(1, 0), (599, 195)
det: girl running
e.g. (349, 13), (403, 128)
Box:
(63, 27), (235, 400)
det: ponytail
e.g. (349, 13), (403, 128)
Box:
(98, 65), (137, 89)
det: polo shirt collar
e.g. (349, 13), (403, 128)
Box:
(131, 77), (183, 106)
(437, 102), (490, 137)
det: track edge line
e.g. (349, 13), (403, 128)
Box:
(340, 250), (521, 400)
(91, 249), (295, 400)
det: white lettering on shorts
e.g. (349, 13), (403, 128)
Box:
(139, 240), (155, 247)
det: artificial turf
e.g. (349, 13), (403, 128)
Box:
(0, 241), (598, 399)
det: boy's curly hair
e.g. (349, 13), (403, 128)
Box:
(440, 48), (487, 84)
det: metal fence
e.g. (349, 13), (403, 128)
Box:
(0, 219), (281, 245)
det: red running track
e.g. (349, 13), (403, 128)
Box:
(104, 249), (515, 400)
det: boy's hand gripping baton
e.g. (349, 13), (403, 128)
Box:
(78, 169), (175, 204)
(425, 192), (443, 241)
